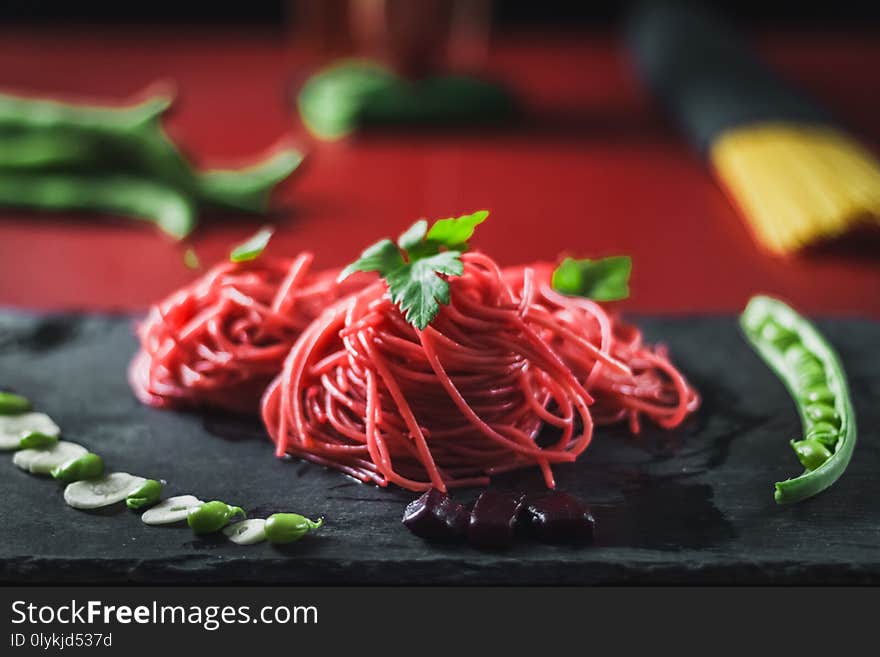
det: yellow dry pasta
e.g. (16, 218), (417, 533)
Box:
(711, 123), (880, 254)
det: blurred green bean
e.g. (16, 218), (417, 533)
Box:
(0, 85), (302, 235)
(0, 173), (196, 238)
(0, 91), (171, 134)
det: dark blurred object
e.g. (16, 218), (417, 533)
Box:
(467, 489), (524, 549)
(292, 0), (491, 77)
(628, 1), (880, 254)
(628, 1), (832, 153)
(519, 492), (595, 543)
(401, 488), (469, 541)
(2, 0), (880, 26)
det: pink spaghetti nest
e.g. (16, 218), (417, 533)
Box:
(129, 253), (368, 414)
(261, 253), (699, 492)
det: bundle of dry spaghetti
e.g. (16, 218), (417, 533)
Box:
(129, 253), (368, 414)
(629, 2), (880, 254)
(261, 253), (698, 492)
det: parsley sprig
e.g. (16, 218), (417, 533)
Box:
(551, 255), (632, 301)
(339, 210), (489, 329)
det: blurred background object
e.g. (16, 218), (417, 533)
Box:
(0, 84), (303, 238)
(628, 2), (880, 255)
(0, 0), (878, 318)
(293, 0), (492, 77)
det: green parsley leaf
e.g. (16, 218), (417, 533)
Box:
(338, 238), (404, 282)
(340, 211), (489, 328)
(551, 256), (632, 301)
(426, 210), (489, 251)
(397, 220), (428, 251)
(230, 226), (274, 263)
(386, 251), (464, 329)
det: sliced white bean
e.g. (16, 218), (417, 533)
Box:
(12, 440), (86, 474)
(63, 472), (147, 510)
(0, 412), (60, 450)
(141, 495), (203, 526)
(223, 519), (267, 545)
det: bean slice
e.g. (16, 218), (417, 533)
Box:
(12, 440), (86, 475)
(223, 519), (268, 545)
(141, 495), (203, 526)
(0, 412), (60, 450)
(64, 473), (147, 510)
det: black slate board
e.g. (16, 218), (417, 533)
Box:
(0, 312), (878, 585)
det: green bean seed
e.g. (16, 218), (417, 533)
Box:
(18, 431), (59, 449)
(792, 439), (833, 471)
(804, 403), (838, 424)
(51, 452), (104, 483)
(802, 384), (834, 404)
(187, 500), (245, 535)
(784, 343), (811, 368)
(125, 479), (163, 510)
(759, 321), (797, 349)
(0, 392), (31, 415)
(805, 425), (839, 448)
(796, 361), (826, 388)
(264, 513), (323, 545)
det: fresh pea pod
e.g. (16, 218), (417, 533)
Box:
(51, 452), (105, 483)
(0, 173), (196, 238)
(18, 431), (58, 450)
(187, 500), (246, 535)
(264, 513), (323, 545)
(740, 296), (857, 504)
(0, 391), (31, 415)
(125, 479), (163, 510)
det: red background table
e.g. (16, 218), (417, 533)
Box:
(0, 28), (878, 317)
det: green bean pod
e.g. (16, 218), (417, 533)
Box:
(0, 173), (196, 238)
(196, 147), (304, 213)
(740, 296), (857, 504)
(0, 86), (299, 223)
(0, 91), (171, 134)
(51, 453), (105, 483)
(0, 391), (31, 415)
(297, 60), (515, 141)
